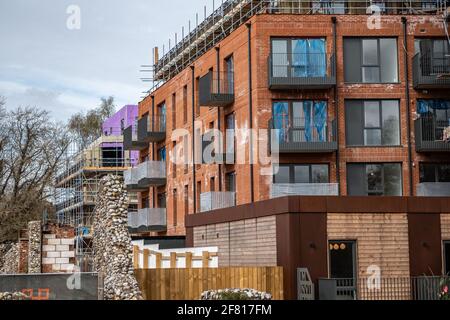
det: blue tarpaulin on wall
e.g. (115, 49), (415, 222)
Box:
(292, 39), (326, 77)
(417, 99), (450, 114)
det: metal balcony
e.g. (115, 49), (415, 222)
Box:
(200, 192), (236, 212)
(199, 71), (234, 107)
(271, 183), (339, 199)
(123, 125), (147, 151)
(415, 117), (450, 152)
(268, 53), (336, 90)
(127, 208), (167, 232)
(416, 182), (450, 197)
(268, 118), (337, 153)
(138, 114), (166, 143)
(124, 168), (148, 192)
(413, 53), (450, 90)
(136, 161), (166, 187)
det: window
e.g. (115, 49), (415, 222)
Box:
(210, 177), (215, 192)
(225, 113), (236, 159)
(225, 56), (234, 94)
(225, 171), (236, 192)
(196, 181), (201, 213)
(419, 163), (450, 183)
(273, 164), (329, 184)
(172, 142), (177, 178)
(273, 101), (329, 143)
(344, 38), (398, 83)
(158, 147), (166, 162)
(157, 102), (167, 131)
(184, 185), (189, 216)
(142, 196), (150, 209)
(271, 38), (327, 78)
(158, 193), (166, 208)
(195, 77), (200, 116)
(120, 119), (125, 133)
(184, 134), (189, 174)
(347, 163), (402, 196)
(183, 85), (188, 124)
(173, 189), (177, 227)
(415, 39), (450, 74)
(345, 100), (400, 146)
(172, 93), (176, 131)
(416, 100), (450, 141)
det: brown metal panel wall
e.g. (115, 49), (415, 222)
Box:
(408, 213), (442, 276)
(185, 227), (193, 248)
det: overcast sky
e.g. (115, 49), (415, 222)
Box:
(0, 0), (212, 121)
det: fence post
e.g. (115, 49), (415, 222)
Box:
(155, 252), (162, 269)
(186, 252), (193, 268)
(170, 252), (177, 268)
(133, 245), (140, 269)
(202, 251), (210, 268)
(143, 249), (150, 269)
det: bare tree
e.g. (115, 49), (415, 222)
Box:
(0, 104), (71, 242)
(68, 96), (116, 148)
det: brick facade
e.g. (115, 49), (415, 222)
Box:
(136, 14), (450, 238)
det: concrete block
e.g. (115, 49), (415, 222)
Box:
(42, 258), (55, 265)
(42, 245), (56, 251)
(56, 245), (69, 251)
(61, 251), (75, 258)
(52, 264), (61, 271)
(55, 258), (69, 264)
(47, 239), (61, 245)
(43, 234), (56, 239)
(60, 238), (74, 245)
(47, 251), (60, 258)
(60, 264), (75, 271)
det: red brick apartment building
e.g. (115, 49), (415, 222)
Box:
(125, 1), (450, 299)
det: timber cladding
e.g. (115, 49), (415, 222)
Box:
(441, 214), (450, 240)
(193, 216), (277, 267)
(134, 267), (284, 300)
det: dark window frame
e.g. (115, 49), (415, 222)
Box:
(419, 163), (450, 183)
(273, 163), (330, 184)
(345, 99), (401, 147)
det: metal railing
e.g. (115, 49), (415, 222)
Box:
(136, 160), (166, 181)
(415, 116), (450, 152)
(128, 208), (167, 230)
(417, 182), (450, 196)
(269, 52), (336, 88)
(200, 191), (236, 212)
(124, 125), (148, 151)
(413, 52), (450, 89)
(199, 71), (235, 107)
(143, 114), (166, 133)
(271, 183), (339, 198)
(319, 276), (449, 300)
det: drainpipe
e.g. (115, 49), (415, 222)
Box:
(191, 66), (197, 213)
(151, 95), (156, 208)
(402, 17), (414, 196)
(331, 16), (341, 196)
(246, 23), (255, 203)
(216, 47), (222, 192)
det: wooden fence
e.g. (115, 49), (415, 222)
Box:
(134, 267), (284, 300)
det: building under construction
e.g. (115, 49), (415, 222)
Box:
(54, 105), (139, 271)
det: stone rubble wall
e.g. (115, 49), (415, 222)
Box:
(0, 243), (19, 274)
(0, 292), (30, 300)
(27, 221), (41, 274)
(93, 175), (142, 300)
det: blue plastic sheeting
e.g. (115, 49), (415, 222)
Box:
(273, 101), (289, 141)
(417, 99), (450, 114)
(159, 147), (166, 162)
(292, 39), (326, 77)
(314, 101), (327, 141)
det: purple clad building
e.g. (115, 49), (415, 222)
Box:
(101, 104), (139, 166)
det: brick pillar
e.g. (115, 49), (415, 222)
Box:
(27, 221), (42, 274)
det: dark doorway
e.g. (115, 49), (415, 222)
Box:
(329, 240), (356, 279)
(102, 147), (123, 167)
(445, 241), (450, 275)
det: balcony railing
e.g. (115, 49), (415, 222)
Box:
(414, 117), (450, 152)
(271, 183), (339, 198)
(200, 191), (236, 212)
(268, 53), (336, 90)
(127, 208), (167, 232)
(138, 114), (166, 143)
(268, 117), (337, 153)
(123, 125), (148, 151)
(124, 160), (166, 190)
(417, 182), (450, 197)
(413, 53), (450, 89)
(199, 71), (235, 107)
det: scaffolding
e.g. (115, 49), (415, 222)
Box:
(144, 0), (449, 99)
(54, 130), (138, 272)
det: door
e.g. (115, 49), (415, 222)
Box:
(329, 240), (357, 299)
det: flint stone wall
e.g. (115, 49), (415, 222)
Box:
(27, 221), (41, 274)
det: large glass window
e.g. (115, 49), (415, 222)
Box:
(273, 100), (329, 143)
(345, 100), (400, 146)
(271, 38), (327, 78)
(225, 56), (234, 94)
(416, 100), (450, 141)
(274, 164), (329, 184)
(419, 163), (450, 183)
(344, 38), (398, 83)
(347, 163), (402, 196)
(415, 39), (450, 75)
